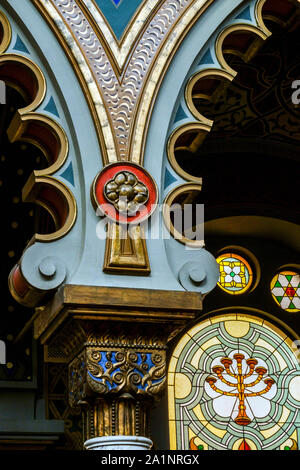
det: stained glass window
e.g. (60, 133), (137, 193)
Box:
(216, 253), (253, 295)
(168, 314), (300, 450)
(271, 271), (300, 312)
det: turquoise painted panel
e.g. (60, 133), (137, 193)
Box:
(164, 167), (177, 189)
(198, 48), (214, 66)
(174, 104), (188, 123)
(60, 162), (75, 186)
(94, 0), (144, 40)
(235, 5), (252, 21)
(43, 96), (60, 118)
(12, 35), (30, 53)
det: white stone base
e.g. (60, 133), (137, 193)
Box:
(84, 435), (153, 450)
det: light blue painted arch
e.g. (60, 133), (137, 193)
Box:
(1, 0), (178, 293)
(1, 0), (103, 286)
(145, 0), (259, 194)
(2, 0), (262, 295)
(143, 0), (262, 288)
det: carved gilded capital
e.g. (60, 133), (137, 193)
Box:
(69, 345), (166, 408)
(67, 328), (169, 440)
(33, 284), (202, 439)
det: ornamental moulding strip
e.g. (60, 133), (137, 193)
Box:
(32, 0), (271, 166)
(33, 0), (218, 164)
(37, 0), (118, 164)
(78, 0), (162, 71)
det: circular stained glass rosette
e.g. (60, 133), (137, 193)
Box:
(270, 271), (300, 312)
(216, 253), (253, 295)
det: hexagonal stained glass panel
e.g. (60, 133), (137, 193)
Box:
(271, 271), (300, 312)
(216, 253), (253, 295)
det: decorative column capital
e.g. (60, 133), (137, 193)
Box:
(68, 335), (167, 440)
(69, 345), (166, 407)
(33, 284), (202, 443)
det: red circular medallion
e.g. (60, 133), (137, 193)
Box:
(92, 162), (158, 224)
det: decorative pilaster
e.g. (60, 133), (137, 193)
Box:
(81, 397), (152, 442)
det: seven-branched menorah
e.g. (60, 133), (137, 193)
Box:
(205, 353), (275, 425)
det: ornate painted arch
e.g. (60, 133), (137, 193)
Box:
(30, 0), (274, 165)
(1, 0), (299, 451)
(2, 0), (298, 303)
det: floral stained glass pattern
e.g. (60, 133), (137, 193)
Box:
(216, 253), (253, 295)
(168, 315), (300, 450)
(271, 271), (300, 312)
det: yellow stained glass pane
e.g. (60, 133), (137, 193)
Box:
(175, 373), (192, 399)
(216, 253), (253, 295)
(224, 320), (249, 338)
(188, 430), (208, 450)
(169, 420), (177, 450)
(168, 385), (175, 420)
(200, 337), (221, 351)
(232, 438), (257, 450)
(280, 431), (298, 450)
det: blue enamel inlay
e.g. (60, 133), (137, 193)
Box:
(174, 104), (188, 123)
(235, 5), (252, 22)
(88, 351), (163, 391)
(43, 96), (60, 118)
(13, 35), (30, 54)
(164, 167), (177, 189)
(93, 0), (144, 40)
(60, 162), (75, 186)
(198, 48), (214, 66)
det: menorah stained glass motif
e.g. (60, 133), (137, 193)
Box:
(168, 314), (300, 450)
(270, 271), (300, 312)
(216, 253), (253, 295)
(205, 354), (275, 426)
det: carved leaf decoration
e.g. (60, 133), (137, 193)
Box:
(146, 376), (166, 396)
(87, 374), (108, 394)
